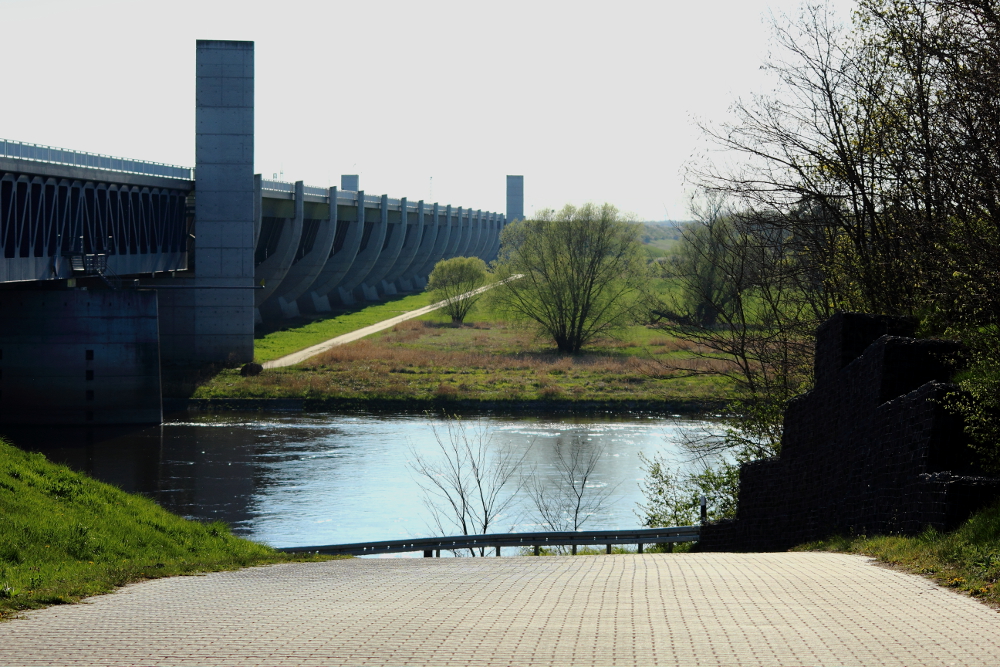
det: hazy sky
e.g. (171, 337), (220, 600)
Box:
(0, 0), (854, 220)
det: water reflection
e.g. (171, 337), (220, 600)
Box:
(0, 411), (719, 552)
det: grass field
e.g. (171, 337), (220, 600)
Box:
(253, 292), (434, 363)
(0, 438), (338, 620)
(795, 501), (1000, 609)
(197, 300), (735, 405)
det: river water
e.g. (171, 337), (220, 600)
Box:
(1, 410), (720, 555)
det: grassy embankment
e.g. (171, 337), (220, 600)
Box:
(796, 502), (1000, 608)
(195, 293), (735, 407)
(0, 438), (339, 620)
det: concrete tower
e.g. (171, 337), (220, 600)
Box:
(506, 175), (524, 222)
(189, 39), (255, 363)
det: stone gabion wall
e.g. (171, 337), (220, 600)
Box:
(699, 312), (1000, 552)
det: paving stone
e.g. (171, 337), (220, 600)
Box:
(1, 553), (998, 666)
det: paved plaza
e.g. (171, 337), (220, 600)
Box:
(1, 553), (998, 666)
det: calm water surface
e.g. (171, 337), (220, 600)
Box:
(2, 411), (720, 555)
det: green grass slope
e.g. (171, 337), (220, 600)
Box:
(253, 292), (433, 362)
(0, 438), (334, 620)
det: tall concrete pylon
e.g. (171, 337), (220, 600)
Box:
(158, 39), (255, 364)
(506, 175), (524, 223)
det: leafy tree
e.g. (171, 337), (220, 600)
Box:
(636, 452), (739, 529)
(491, 203), (650, 353)
(427, 256), (489, 325)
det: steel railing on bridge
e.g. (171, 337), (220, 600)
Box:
(277, 526), (700, 557)
(0, 138), (193, 180)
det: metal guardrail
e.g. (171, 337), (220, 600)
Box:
(261, 179), (294, 193)
(303, 185), (328, 197)
(278, 526), (700, 557)
(0, 139), (193, 180)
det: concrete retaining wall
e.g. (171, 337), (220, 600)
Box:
(0, 289), (161, 424)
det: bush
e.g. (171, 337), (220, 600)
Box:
(427, 256), (490, 325)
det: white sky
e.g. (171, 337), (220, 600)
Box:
(0, 0), (854, 221)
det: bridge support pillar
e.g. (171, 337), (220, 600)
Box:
(160, 40), (255, 366)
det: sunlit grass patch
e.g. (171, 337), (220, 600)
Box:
(253, 292), (433, 362)
(0, 438), (341, 620)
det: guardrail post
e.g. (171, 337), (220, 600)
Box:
(606, 544), (612, 554)
(637, 543), (644, 554)
(423, 550), (432, 558)
(571, 544), (577, 555)
(700, 494), (708, 523)
(533, 545), (540, 556)
(495, 546), (500, 557)
(435, 549), (440, 558)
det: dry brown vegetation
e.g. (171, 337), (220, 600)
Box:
(196, 318), (734, 403)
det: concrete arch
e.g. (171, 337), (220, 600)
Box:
(253, 180), (304, 323)
(359, 196), (408, 301)
(463, 209), (483, 260)
(399, 201), (437, 290)
(486, 215), (506, 263)
(301, 190), (366, 312)
(408, 203), (449, 288)
(469, 209), (489, 259)
(260, 185), (338, 319)
(380, 200), (426, 294)
(441, 206), (462, 260)
(453, 207), (474, 257)
(474, 212), (493, 260)
(333, 194), (388, 305)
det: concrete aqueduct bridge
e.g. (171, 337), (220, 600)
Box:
(251, 178), (509, 321)
(0, 39), (524, 425)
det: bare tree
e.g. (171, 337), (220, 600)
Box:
(409, 417), (529, 556)
(653, 193), (823, 459)
(527, 437), (619, 548)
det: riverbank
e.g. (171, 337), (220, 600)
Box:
(0, 437), (338, 621)
(190, 311), (735, 406)
(167, 396), (729, 415)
